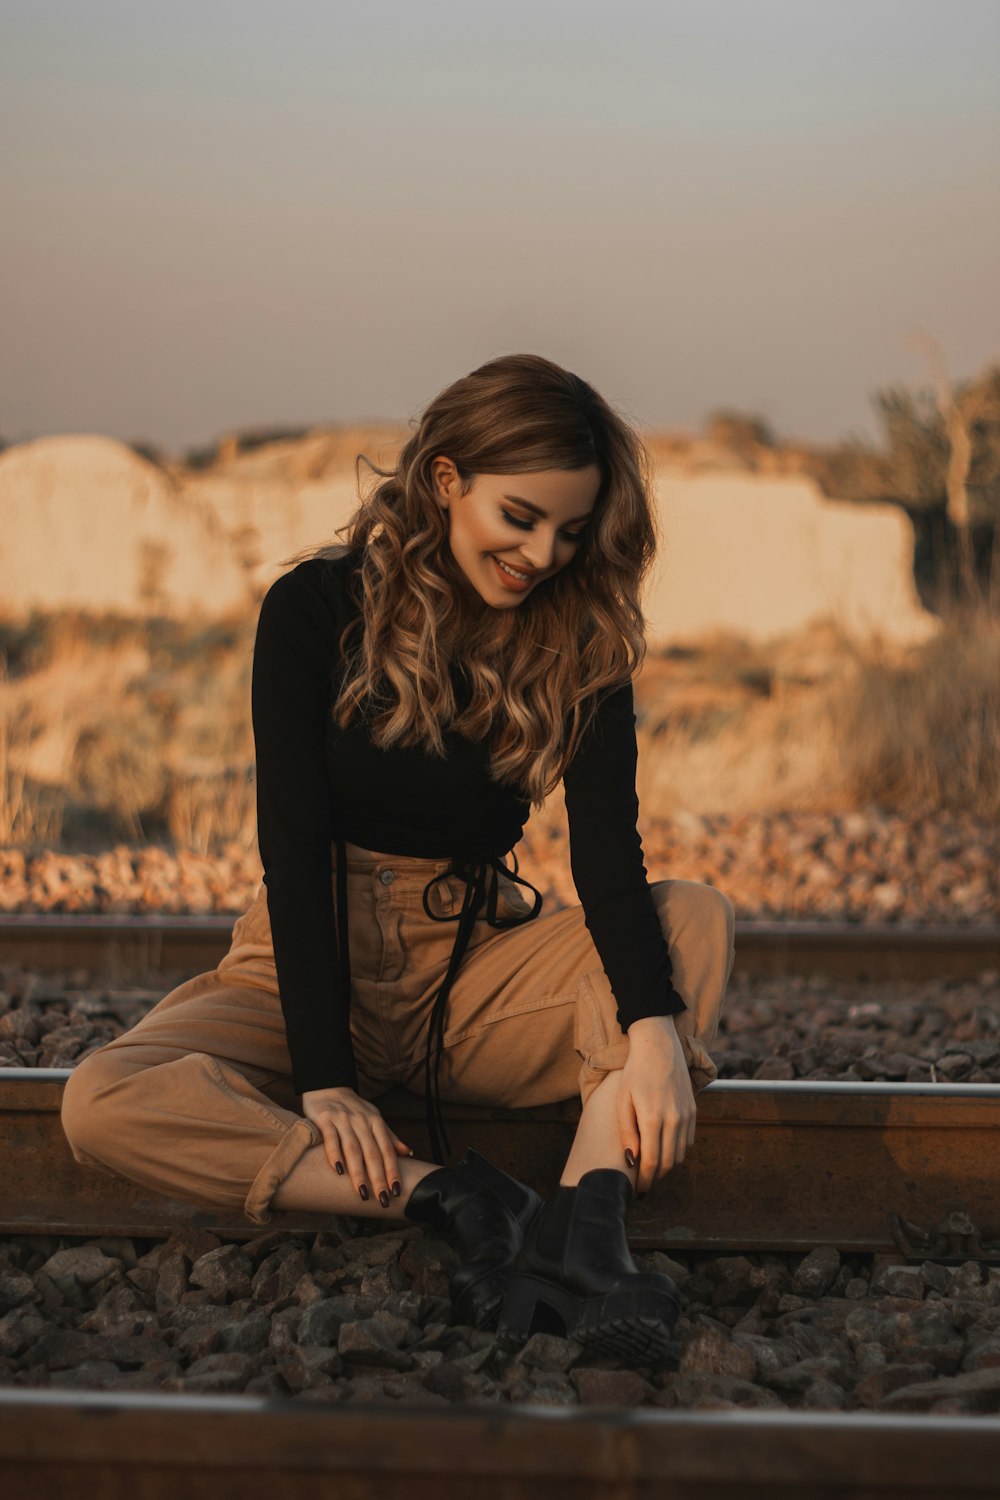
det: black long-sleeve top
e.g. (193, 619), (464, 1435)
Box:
(250, 551), (686, 1097)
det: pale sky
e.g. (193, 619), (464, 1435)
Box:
(2, 0), (999, 453)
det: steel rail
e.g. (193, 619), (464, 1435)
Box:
(0, 912), (998, 980)
(0, 1390), (998, 1498)
(4, 1069), (1000, 1256)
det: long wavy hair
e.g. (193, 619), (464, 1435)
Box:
(283, 353), (659, 807)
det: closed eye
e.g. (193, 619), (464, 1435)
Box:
(500, 508), (588, 543)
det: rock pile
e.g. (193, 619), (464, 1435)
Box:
(3, 967), (999, 1079)
(3, 1228), (1000, 1414)
(1, 808), (997, 925)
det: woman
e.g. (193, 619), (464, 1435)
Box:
(62, 353), (735, 1363)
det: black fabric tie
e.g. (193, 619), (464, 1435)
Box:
(333, 838), (543, 1167)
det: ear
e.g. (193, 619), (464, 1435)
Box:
(431, 454), (460, 510)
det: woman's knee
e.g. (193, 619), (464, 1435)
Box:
(654, 878), (735, 953)
(60, 1049), (137, 1168)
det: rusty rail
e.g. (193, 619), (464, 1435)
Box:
(0, 912), (998, 981)
(1, 1390), (999, 1498)
(4, 1068), (1000, 1256)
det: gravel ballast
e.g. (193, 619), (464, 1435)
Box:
(4, 1228), (1000, 1415)
(2, 969), (999, 1080)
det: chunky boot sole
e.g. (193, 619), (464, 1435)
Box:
(497, 1271), (680, 1364)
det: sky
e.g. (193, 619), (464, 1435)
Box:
(2, 0), (999, 454)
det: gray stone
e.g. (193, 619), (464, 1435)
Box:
(298, 1296), (357, 1347)
(679, 1325), (756, 1381)
(800, 1377), (848, 1410)
(0, 1308), (51, 1359)
(359, 1262), (407, 1301)
(295, 1344), (344, 1377)
(962, 1333), (1000, 1372)
(521, 1373), (578, 1407)
(571, 1367), (647, 1407)
(0, 1271), (38, 1312)
(101, 1334), (171, 1368)
(176, 1323), (225, 1360)
(871, 1264), (924, 1299)
(793, 1246), (840, 1300)
(188, 1245), (253, 1303)
(174, 1352), (254, 1393)
(338, 1318), (413, 1371)
(369, 1308), (414, 1348)
(28, 1330), (114, 1370)
(49, 1360), (121, 1390)
(766, 1357), (848, 1394)
(730, 1333), (798, 1379)
(252, 1244), (309, 1304)
(217, 1312), (271, 1356)
(509, 1332), (582, 1374)
(854, 1341), (888, 1375)
(880, 1367), (1000, 1414)
(154, 1253), (189, 1313)
(920, 1262), (952, 1295)
(856, 1362), (938, 1407)
(40, 1246), (120, 1298)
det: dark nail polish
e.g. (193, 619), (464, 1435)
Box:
(359, 1184), (369, 1201)
(391, 1180), (401, 1197)
(379, 1189), (390, 1208)
(335, 1161), (345, 1175)
(625, 1149), (636, 1168)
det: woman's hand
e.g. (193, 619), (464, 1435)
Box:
(618, 1015), (697, 1195)
(301, 1087), (414, 1207)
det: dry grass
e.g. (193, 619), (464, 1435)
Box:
(0, 604), (995, 853)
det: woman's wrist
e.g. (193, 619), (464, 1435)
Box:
(626, 1013), (679, 1039)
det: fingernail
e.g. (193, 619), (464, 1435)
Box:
(359, 1184), (369, 1201)
(335, 1161), (345, 1175)
(391, 1180), (401, 1197)
(625, 1149), (636, 1168)
(408, 1150), (415, 1158)
(379, 1189), (390, 1208)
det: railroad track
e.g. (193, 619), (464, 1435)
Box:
(1, 912), (998, 981)
(2, 1389), (999, 1498)
(4, 1068), (1000, 1258)
(4, 930), (1000, 1495)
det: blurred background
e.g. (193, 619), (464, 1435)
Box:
(0, 0), (998, 931)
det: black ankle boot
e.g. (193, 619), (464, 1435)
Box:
(497, 1168), (680, 1363)
(403, 1148), (543, 1331)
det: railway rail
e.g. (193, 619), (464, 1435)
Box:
(3, 1068), (1000, 1257)
(1, 912), (999, 981)
(1, 1389), (999, 1498)
(4, 928), (1000, 1494)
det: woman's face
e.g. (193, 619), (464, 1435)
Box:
(431, 456), (601, 608)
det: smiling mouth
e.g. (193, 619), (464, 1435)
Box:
(492, 556), (537, 582)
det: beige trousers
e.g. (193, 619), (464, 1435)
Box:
(61, 841), (735, 1225)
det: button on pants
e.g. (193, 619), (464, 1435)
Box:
(61, 842), (735, 1224)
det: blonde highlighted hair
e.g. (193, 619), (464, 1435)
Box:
(283, 353), (659, 807)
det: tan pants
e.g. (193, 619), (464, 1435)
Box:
(61, 842), (735, 1225)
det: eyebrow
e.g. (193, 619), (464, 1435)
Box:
(503, 494), (593, 524)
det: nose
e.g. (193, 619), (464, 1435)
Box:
(518, 528), (557, 572)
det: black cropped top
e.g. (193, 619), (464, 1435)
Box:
(250, 551), (686, 1159)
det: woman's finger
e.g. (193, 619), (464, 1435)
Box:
(319, 1119), (344, 1175)
(358, 1120), (392, 1207)
(340, 1124), (371, 1201)
(636, 1113), (660, 1194)
(617, 1087), (641, 1172)
(371, 1117), (404, 1205)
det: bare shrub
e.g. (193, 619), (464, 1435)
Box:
(823, 607), (1000, 819)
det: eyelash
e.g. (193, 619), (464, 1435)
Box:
(500, 508), (587, 543)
